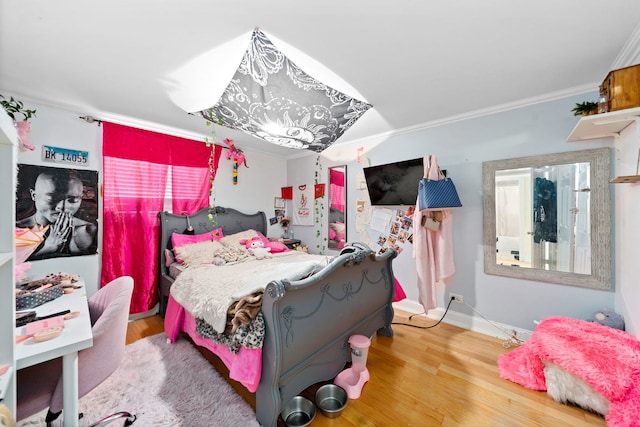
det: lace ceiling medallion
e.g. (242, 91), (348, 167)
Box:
(197, 29), (372, 152)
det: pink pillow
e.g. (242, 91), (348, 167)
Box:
(210, 228), (224, 240)
(171, 229), (223, 263)
(265, 241), (289, 253)
(329, 227), (337, 241)
(253, 231), (289, 253)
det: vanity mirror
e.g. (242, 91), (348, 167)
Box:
(328, 165), (346, 250)
(482, 148), (612, 290)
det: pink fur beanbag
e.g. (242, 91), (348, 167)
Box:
(498, 316), (640, 426)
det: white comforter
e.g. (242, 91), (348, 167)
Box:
(170, 251), (330, 333)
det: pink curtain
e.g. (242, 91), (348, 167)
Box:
(102, 122), (219, 314)
(171, 145), (222, 214)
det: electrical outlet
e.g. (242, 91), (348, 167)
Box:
(450, 293), (463, 303)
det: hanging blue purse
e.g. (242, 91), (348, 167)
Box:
(418, 155), (462, 210)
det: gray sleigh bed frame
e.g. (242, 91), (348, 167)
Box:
(158, 206), (397, 427)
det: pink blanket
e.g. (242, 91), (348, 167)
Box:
(498, 316), (640, 426)
(164, 295), (262, 392)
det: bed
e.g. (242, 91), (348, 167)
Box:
(158, 206), (397, 427)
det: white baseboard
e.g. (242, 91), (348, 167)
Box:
(392, 299), (533, 342)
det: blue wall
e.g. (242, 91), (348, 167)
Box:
(289, 92), (615, 332)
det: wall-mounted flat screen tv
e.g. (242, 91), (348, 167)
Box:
(363, 157), (424, 206)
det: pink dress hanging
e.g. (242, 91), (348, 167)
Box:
(412, 155), (456, 311)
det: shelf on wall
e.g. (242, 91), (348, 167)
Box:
(610, 175), (640, 183)
(567, 106), (640, 142)
(610, 147), (640, 184)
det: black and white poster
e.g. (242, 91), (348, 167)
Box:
(16, 164), (99, 261)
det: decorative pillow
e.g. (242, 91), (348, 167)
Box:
(253, 231), (288, 253)
(330, 222), (345, 235)
(171, 229), (224, 264)
(174, 240), (225, 266)
(210, 228), (224, 240)
(265, 241), (289, 253)
(329, 226), (337, 241)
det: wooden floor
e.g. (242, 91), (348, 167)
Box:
(126, 310), (606, 427)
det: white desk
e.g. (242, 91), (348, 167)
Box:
(15, 281), (93, 427)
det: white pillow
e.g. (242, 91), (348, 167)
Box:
(174, 240), (224, 266)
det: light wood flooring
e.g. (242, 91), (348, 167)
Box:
(126, 310), (606, 427)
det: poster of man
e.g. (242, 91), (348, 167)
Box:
(16, 164), (99, 261)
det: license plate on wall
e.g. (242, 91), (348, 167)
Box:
(42, 145), (89, 166)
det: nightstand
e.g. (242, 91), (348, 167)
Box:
(282, 239), (301, 249)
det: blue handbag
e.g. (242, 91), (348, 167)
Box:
(418, 156), (462, 210)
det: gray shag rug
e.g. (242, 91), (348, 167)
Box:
(19, 333), (260, 427)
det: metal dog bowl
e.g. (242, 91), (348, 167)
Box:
(280, 395), (316, 427)
(315, 384), (348, 418)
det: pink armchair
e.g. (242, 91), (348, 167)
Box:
(17, 276), (136, 426)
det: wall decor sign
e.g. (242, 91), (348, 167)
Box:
(42, 145), (89, 166)
(274, 197), (285, 209)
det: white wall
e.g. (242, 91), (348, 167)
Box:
(18, 104), (103, 293)
(16, 102), (287, 298)
(289, 93), (622, 334)
(614, 122), (640, 336)
(19, 96), (636, 337)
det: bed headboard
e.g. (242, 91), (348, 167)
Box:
(157, 206), (267, 276)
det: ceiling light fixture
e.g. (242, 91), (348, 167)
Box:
(195, 28), (372, 152)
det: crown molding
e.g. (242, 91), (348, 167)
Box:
(611, 21), (640, 69)
(333, 82), (598, 151)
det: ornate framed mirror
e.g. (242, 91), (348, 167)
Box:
(328, 165), (346, 250)
(482, 148), (612, 290)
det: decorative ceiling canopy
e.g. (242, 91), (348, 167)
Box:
(196, 29), (372, 152)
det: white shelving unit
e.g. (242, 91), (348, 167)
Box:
(567, 107), (640, 142)
(567, 107), (640, 183)
(0, 109), (18, 416)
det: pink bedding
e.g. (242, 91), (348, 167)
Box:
(164, 295), (262, 392)
(164, 272), (405, 394)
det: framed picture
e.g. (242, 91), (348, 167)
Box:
(274, 197), (285, 209)
(16, 164), (99, 261)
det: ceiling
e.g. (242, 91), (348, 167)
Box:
(2, 1), (640, 158)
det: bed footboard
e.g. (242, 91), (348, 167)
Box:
(256, 242), (396, 427)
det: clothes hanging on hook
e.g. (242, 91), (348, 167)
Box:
(413, 155), (456, 311)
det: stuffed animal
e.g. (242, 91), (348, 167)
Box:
(240, 236), (272, 260)
(586, 310), (625, 330)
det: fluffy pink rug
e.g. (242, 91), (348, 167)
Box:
(18, 333), (260, 426)
(498, 316), (640, 426)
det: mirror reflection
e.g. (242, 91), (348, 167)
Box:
(483, 148), (612, 290)
(495, 162), (591, 274)
(328, 165), (346, 250)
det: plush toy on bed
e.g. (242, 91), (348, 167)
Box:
(586, 310), (625, 330)
(241, 237), (272, 260)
